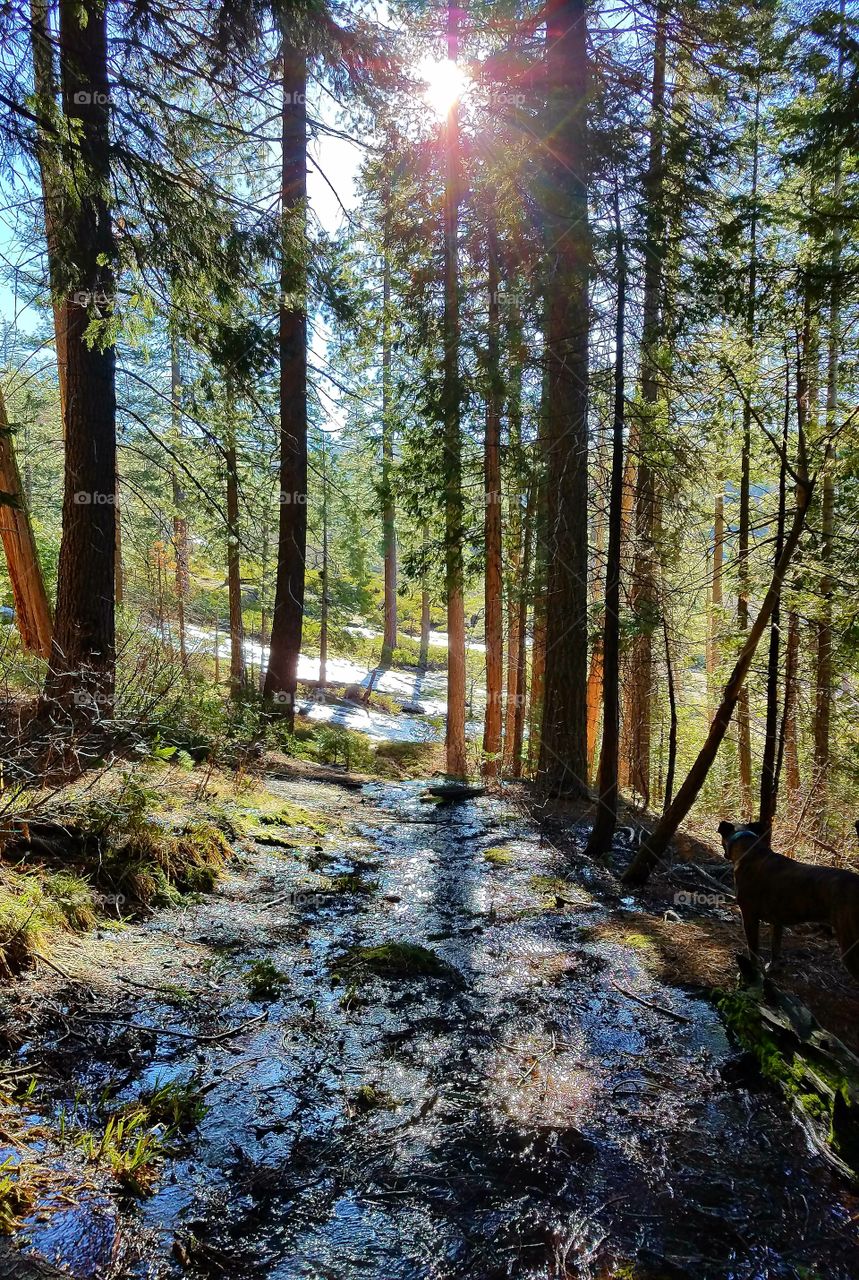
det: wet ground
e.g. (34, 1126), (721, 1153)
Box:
(2, 778), (858, 1279)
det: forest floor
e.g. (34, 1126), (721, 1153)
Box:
(1, 769), (858, 1279)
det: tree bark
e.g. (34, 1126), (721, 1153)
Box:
(782, 608), (801, 802)
(482, 219), (503, 779)
(621, 0), (668, 808)
(0, 387), (53, 657)
(442, 2), (467, 779)
(624, 464), (813, 886)
(736, 82), (762, 818)
(264, 33), (307, 725)
(170, 334), (190, 676)
(225, 417), (245, 698)
(586, 195), (625, 857)
(511, 480), (534, 777)
(759, 393), (789, 835)
(42, 0), (117, 719)
(706, 483), (724, 712)
(319, 433), (329, 687)
(29, 0), (68, 427)
(536, 0), (590, 797)
(380, 183), (397, 668)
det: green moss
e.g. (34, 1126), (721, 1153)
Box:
(529, 874), (569, 900)
(246, 957), (288, 1001)
(716, 988), (859, 1174)
(350, 1083), (395, 1112)
(335, 941), (458, 982)
(484, 847), (513, 866)
(323, 872), (378, 896)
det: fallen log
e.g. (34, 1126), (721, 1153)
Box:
(715, 955), (859, 1182)
(422, 783), (486, 804)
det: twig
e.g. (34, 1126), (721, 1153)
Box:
(32, 950), (74, 981)
(78, 1010), (267, 1044)
(611, 979), (693, 1024)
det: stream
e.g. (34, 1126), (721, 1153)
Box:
(2, 777), (857, 1279)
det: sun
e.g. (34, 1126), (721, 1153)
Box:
(419, 56), (469, 120)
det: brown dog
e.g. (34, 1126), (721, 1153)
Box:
(717, 820), (859, 980)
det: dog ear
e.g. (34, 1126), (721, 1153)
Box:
(717, 820), (735, 840)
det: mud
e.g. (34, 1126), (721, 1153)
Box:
(2, 779), (857, 1278)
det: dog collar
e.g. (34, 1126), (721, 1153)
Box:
(727, 828), (763, 847)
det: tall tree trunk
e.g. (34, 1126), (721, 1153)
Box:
(0, 387), (53, 657)
(583, 194), (624, 855)
(29, 0), (68, 427)
(319, 433), (329, 687)
(419, 529), (431, 671)
(503, 401), (523, 773)
(536, 0), (590, 797)
(586, 440), (609, 777)
(225, 417), (245, 698)
(380, 184), (397, 667)
(259, 513), (270, 693)
(442, 3), (467, 778)
(736, 83), (761, 817)
(706, 483), (724, 712)
(42, 0), (116, 719)
(759, 388), (789, 834)
(511, 480), (535, 777)
(624, 462), (813, 886)
(782, 608), (801, 801)
(621, 0), (668, 808)
(482, 219), (503, 779)
(114, 472), (123, 608)
(528, 381), (548, 779)
(264, 33), (307, 725)
(662, 603), (678, 809)
(170, 334), (190, 676)
(586, 194), (625, 857)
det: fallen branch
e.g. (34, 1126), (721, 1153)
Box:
(79, 1010), (267, 1045)
(31, 951), (73, 981)
(611, 979), (693, 1024)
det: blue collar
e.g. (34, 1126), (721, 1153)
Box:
(727, 827), (764, 847)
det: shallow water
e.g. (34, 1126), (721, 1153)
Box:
(3, 779), (858, 1278)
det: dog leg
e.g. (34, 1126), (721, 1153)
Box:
(769, 923), (783, 971)
(741, 909), (762, 972)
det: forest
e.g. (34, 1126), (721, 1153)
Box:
(0, 0), (857, 1275)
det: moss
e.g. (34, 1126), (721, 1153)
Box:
(350, 1083), (395, 1112)
(529, 874), (569, 901)
(716, 988), (859, 1174)
(246, 958), (288, 1001)
(323, 872), (378, 896)
(484, 847), (513, 866)
(335, 941), (459, 982)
